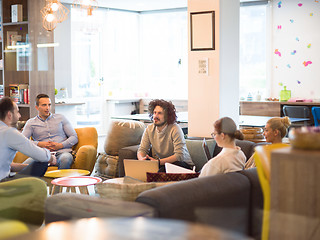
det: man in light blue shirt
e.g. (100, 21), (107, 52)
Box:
(0, 97), (56, 181)
(22, 94), (78, 169)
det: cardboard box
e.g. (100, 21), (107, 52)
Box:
(11, 4), (23, 22)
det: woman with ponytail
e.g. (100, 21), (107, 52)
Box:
(263, 117), (291, 143)
(245, 116), (291, 169)
(199, 117), (246, 177)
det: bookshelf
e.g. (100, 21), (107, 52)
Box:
(1, 0), (55, 120)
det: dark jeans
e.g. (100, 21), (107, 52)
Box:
(158, 161), (192, 173)
(1, 161), (48, 182)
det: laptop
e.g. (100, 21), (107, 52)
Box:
(123, 159), (159, 182)
(202, 138), (212, 161)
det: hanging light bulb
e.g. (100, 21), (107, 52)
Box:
(46, 11), (55, 22)
(51, 2), (59, 11)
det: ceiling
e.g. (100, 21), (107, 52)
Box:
(61, 0), (187, 12)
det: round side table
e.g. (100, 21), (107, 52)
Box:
(50, 176), (102, 195)
(43, 169), (91, 194)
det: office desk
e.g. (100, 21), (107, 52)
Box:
(112, 112), (188, 123)
(239, 115), (309, 127)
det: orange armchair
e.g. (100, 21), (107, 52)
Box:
(13, 127), (98, 174)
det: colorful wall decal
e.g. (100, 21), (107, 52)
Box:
(277, 25), (282, 29)
(274, 49), (281, 57)
(290, 19), (294, 23)
(297, 80), (301, 85)
(307, 44), (311, 48)
(296, 37), (300, 41)
(291, 50), (297, 55)
(278, 1), (282, 8)
(287, 64), (291, 68)
(298, 3), (303, 7)
(310, 13), (313, 16)
(303, 61), (312, 67)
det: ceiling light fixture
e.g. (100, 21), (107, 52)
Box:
(73, 0), (98, 16)
(41, 0), (69, 31)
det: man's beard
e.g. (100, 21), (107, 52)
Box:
(154, 118), (167, 127)
(11, 121), (18, 128)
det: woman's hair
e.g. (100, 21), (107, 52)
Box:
(266, 116), (291, 138)
(148, 99), (177, 125)
(214, 117), (244, 140)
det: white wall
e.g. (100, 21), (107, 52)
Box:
(271, 0), (320, 100)
(188, 0), (240, 137)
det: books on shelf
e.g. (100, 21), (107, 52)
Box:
(0, 85), (3, 99)
(9, 84), (29, 104)
(11, 4), (23, 22)
(7, 31), (17, 47)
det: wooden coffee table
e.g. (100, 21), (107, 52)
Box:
(8, 217), (250, 240)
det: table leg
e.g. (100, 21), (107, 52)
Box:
(79, 186), (89, 195)
(51, 185), (56, 195)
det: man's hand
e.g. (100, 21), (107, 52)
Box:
(49, 154), (57, 166)
(47, 142), (64, 151)
(37, 141), (52, 149)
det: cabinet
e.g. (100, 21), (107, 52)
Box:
(1, 0), (55, 120)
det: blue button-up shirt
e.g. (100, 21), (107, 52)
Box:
(0, 121), (51, 180)
(22, 113), (78, 154)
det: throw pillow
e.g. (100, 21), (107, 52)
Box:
(146, 172), (199, 182)
(104, 120), (145, 156)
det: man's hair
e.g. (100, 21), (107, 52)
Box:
(148, 99), (177, 125)
(35, 94), (50, 106)
(0, 97), (14, 121)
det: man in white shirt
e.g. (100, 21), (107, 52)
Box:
(0, 97), (56, 181)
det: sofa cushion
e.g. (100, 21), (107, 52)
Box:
(104, 120), (145, 156)
(95, 177), (170, 201)
(45, 193), (155, 224)
(239, 168), (263, 239)
(213, 139), (256, 161)
(94, 153), (119, 178)
(185, 138), (216, 172)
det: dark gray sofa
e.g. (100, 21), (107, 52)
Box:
(136, 168), (263, 239)
(45, 168), (263, 239)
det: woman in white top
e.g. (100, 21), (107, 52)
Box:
(199, 117), (246, 177)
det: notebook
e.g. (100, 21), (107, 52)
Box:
(123, 159), (159, 182)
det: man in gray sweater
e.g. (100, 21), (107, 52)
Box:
(137, 99), (193, 172)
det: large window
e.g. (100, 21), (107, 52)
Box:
(55, 6), (188, 134)
(239, 2), (268, 101)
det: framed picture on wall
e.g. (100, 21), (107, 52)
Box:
(190, 11), (215, 51)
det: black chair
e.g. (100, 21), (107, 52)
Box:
(282, 105), (310, 126)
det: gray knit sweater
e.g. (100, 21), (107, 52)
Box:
(138, 123), (193, 166)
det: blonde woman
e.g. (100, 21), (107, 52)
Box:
(199, 117), (246, 177)
(263, 117), (291, 143)
(245, 116), (291, 169)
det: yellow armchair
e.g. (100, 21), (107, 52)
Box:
(254, 143), (290, 240)
(13, 127), (98, 174)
